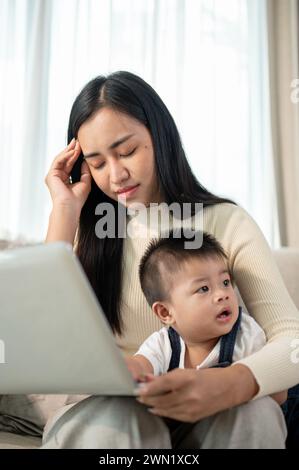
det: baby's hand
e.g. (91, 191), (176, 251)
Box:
(124, 356), (154, 382)
(124, 357), (146, 382)
(141, 373), (155, 383)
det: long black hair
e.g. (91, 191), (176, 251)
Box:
(68, 71), (236, 334)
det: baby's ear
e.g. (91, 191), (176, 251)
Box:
(152, 301), (174, 324)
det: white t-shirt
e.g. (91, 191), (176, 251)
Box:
(135, 311), (266, 376)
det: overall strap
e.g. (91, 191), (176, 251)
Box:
(214, 306), (243, 368)
(167, 327), (181, 372)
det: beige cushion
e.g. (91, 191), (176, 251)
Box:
(0, 432), (41, 449)
(273, 248), (299, 309)
(0, 394), (86, 431)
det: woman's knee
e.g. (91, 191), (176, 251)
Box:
(42, 395), (171, 449)
(175, 397), (287, 449)
(239, 397), (286, 430)
(227, 396), (287, 448)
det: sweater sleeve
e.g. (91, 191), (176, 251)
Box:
(217, 204), (299, 397)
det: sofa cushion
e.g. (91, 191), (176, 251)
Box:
(273, 248), (299, 309)
(0, 431), (41, 449)
(0, 394), (88, 434)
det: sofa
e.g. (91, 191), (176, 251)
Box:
(0, 243), (298, 449)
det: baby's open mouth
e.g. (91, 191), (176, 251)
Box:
(216, 309), (232, 319)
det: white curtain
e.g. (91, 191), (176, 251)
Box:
(266, 0), (299, 247)
(0, 0), (279, 246)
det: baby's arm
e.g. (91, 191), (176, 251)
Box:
(124, 355), (154, 382)
(125, 327), (170, 380)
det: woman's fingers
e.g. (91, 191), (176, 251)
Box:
(138, 369), (190, 397)
(46, 140), (82, 187)
(71, 160), (92, 202)
(45, 138), (91, 209)
(68, 137), (76, 148)
(65, 141), (82, 171)
(80, 160), (92, 182)
(66, 140), (81, 161)
(51, 139), (80, 169)
(137, 389), (182, 408)
(137, 382), (198, 422)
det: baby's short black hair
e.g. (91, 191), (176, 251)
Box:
(139, 229), (233, 307)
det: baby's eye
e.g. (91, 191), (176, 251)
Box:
(223, 279), (230, 287)
(197, 286), (209, 293)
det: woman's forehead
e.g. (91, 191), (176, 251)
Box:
(78, 108), (146, 148)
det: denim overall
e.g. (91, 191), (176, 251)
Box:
(167, 305), (299, 448)
(164, 306), (242, 435)
(167, 306), (243, 372)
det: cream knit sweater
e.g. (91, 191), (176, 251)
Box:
(114, 202), (299, 398)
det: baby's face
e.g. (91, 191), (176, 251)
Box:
(166, 256), (239, 343)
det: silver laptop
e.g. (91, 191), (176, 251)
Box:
(0, 242), (138, 396)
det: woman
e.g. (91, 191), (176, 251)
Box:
(43, 71), (299, 448)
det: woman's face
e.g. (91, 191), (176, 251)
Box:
(78, 107), (164, 207)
